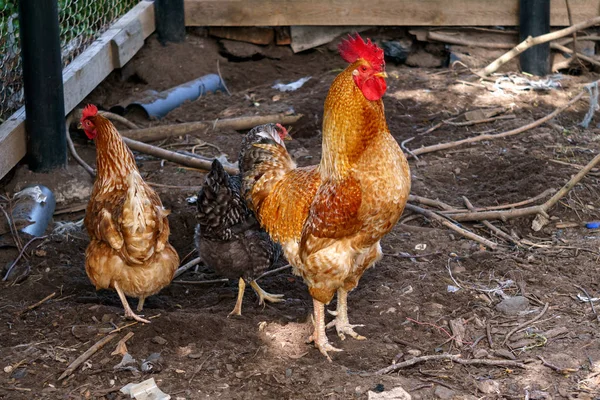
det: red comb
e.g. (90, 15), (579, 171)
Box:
(338, 33), (384, 68)
(82, 104), (98, 120)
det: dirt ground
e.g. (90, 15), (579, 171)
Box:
(3, 28), (600, 399)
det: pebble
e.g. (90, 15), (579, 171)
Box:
(476, 380), (500, 394)
(152, 336), (167, 345)
(368, 386), (412, 400)
(495, 296), (529, 316)
(434, 385), (455, 400)
(473, 348), (488, 358)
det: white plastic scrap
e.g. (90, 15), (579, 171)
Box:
(53, 219), (84, 235)
(580, 80), (599, 129)
(120, 378), (170, 400)
(447, 285), (460, 293)
(577, 293), (600, 303)
(493, 74), (563, 93)
(13, 186), (47, 203)
(272, 76), (312, 92)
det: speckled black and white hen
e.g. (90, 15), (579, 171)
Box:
(195, 159), (283, 316)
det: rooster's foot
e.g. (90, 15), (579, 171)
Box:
(307, 332), (343, 362)
(123, 309), (151, 324)
(326, 312), (366, 341)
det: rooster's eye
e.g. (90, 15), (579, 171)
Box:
(360, 65), (367, 72)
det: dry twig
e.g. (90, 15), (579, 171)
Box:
(58, 333), (118, 380)
(426, 31), (515, 49)
(16, 292), (56, 317)
(538, 355), (578, 374)
(574, 284), (598, 319)
(173, 257), (202, 279)
(3, 236), (47, 281)
(477, 15), (600, 76)
(375, 353), (526, 375)
(502, 303), (550, 345)
(551, 42), (600, 68)
(463, 197), (519, 245)
(411, 91), (585, 156)
(405, 204), (497, 249)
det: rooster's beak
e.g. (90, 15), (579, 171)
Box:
(375, 71), (388, 79)
(77, 123), (83, 130)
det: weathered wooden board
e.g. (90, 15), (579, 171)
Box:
(185, 0), (600, 27)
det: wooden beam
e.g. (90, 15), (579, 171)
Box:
(0, 1), (155, 180)
(185, 0), (600, 27)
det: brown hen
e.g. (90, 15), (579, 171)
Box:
(80, 105), (179, 323)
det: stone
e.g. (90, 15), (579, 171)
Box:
(495, 296), (529, 315)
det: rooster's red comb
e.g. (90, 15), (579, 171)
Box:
(82, 104), (98, 120)
(338, 33), (384, 68)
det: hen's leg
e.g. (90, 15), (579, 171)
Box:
(326, 288), (365, 341)
(250, 280), (284, 306)
(228, 278), (246, 317)
(137, 296), (145, 312)
(114, 282), (150, 324)
(308, 299), (342, 362)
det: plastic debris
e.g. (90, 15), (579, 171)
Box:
(414, 243), (427, 251)
(141, 353), (163, 373)
(585, 222), (600, 229)
(11, 185), (56, 237)
(577, 293), (600, 303)
(581, 80), (599, 129)
(120, 378), (170, 400)
(272, 76), (311, 92)
(493, 74), (563, 93)
(114, 353), (139, 374)
(447, 285), (460, 293)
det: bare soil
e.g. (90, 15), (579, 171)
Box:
(2, 29), (600, 399)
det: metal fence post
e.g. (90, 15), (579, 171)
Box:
(519, 0), (550, 76)
(155, 0), (186, 44)
(18, 0), (67, 172)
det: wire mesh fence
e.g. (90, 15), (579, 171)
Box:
(0, 0), (141, 123)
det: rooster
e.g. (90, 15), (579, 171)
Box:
(195, 158), (284, 316)
(80, 104), (180, 323)
(240, 34), (411, 360)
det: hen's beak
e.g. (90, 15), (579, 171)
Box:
(375, 71), (388, 79)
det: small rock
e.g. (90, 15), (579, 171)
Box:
(476, 379), (500, 394)
(235, 371), (245, 378)
(152, 336), (167, 345)
(101, 314), (115, 323)
(434, 385), (455, 400)
(494, 349), (516, 360)
(473, 348), (488, 359)
(406, 349), (422, 357)
(72, 325), (99, 341)
(495, 296), (530, 316)
(285, 368), (292, 378)
(368, 386), (412, 400)
(225, 364), (234, 373)
(11, 368), (26, 380)
(4, 365), (13, 374)
(188, 353), (203, 359)
(406, 49), (444, 68)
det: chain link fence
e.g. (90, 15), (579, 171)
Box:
(0, 0), (141, 123)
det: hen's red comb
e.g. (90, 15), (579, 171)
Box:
(82, 104), (98, 120)
(338, 33), (384, 68)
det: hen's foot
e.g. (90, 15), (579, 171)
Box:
(114, 281), (151, 324)
(308, 299), (342, 362)
(124, 308), (151, 324)
(250, 280), (284, 306)
(326, 288), (366, 341)
(228, 278), (245, 317)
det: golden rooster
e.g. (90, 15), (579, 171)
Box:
(80, 104), (179, 323)
(239, 34), (411, 360)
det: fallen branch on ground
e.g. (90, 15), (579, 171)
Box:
(439, 151), (600, 223)
(463, 197), (520, 245)
(405, 204), (498, 249)
(502, 302), (549, 345)
(538, 355), (579, 374)
(122, 137), (238, 175)
(173, 257), (202, 279)
(410, 90), (586, 156)
(120, 113), (304, 142)
(375, 353), (526, 375)
(476, 15), (600, 76)
(58, 333), (118, 380)
(443, 188), (556, 214)
(16, 292), (56, 317)
(551, 42), (600, 68)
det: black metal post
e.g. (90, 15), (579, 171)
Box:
(19, 0), (67, 172)
(519, 0), (551, 76)
(155, 0), (186, 44)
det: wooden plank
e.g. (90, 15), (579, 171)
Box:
(0, 1), (155, 180)
(0, 108), (27, 180)
(184, 0), (600, 26)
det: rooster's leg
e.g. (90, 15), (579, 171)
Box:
(308, 299), (342, 362)
(228, 278), (246, 317)
(137, 296), (145, 312)
(113, 282), (150, 324)
(326, 288), (366, 341)
(250, 280), (284, 306)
